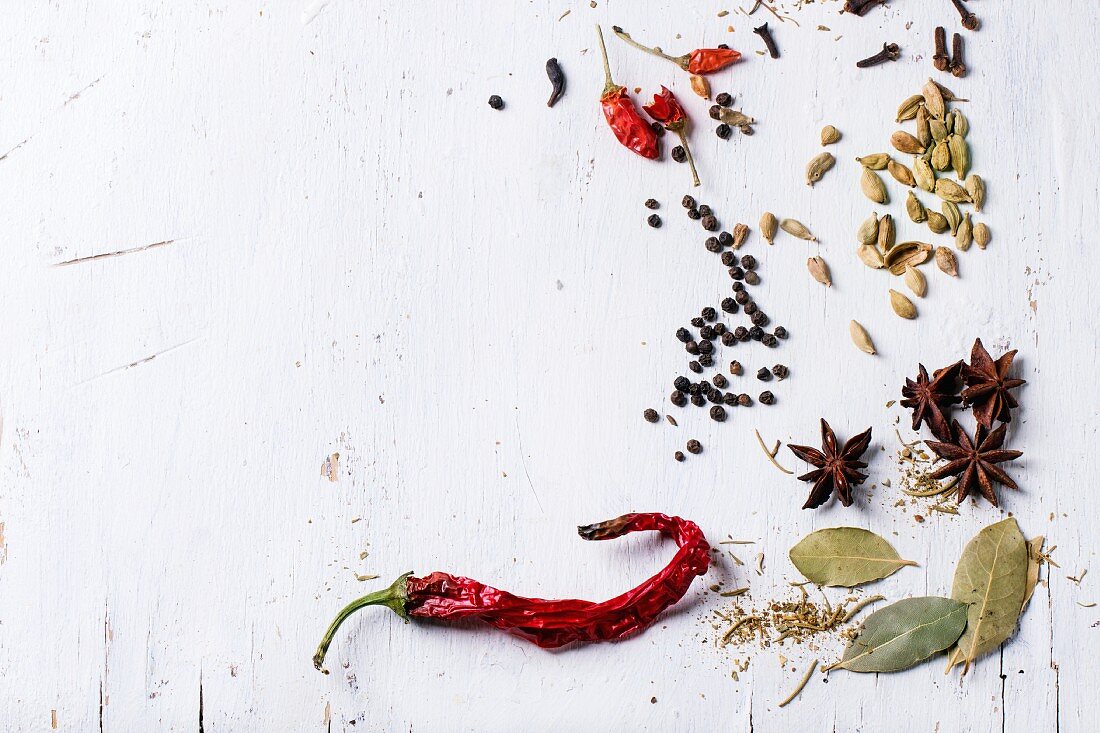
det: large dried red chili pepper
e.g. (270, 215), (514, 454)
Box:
(313, 512), (710, 671)
(612, 26), (742, 75)
(595, 25), (660, 160)
(644, 86), (700, 187)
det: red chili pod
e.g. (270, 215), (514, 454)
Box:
(313, 512), (710, 671)
(595, 25), (659, 160)
(613, 26), (742, 75)
(643, 86), (700, 187)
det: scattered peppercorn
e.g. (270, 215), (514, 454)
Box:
(716, 92), (734, 107)
(701, 307), (717, 321)
(728, 266), (745, 281)
(740, 255), (757, 270)
(676, 327), (692, 343)
(698, 205), (713, 218)
(682, 195), (696, 209)
(701, 215), (718, 231)
(699, 325), (716, 340)
(729, 360), (743, 376)
(713, 374), (729, 389)
(737, 393), (752, 406)
(698, 340), (713, 355)
(671, 146), (687, 163)
(733, 326), (749, 341)
(718, 231), (734, 248)
(723, 393), (737, 406)
(708, 390), (723, 404)
(710, 405), (727, 422)
(671, 390), (687, 407)
(705, 236), (722, 253)
(774, 326), (789, 339)
(651, 121), (665, 137)
(731, 281), (745, 292)
(686, 439), (702, 454)
(772, 364), (789, 380)
(674, 451), (686, 462)
(644, 408), (660, 423)
(647, 214), (662, 228)
(761, 333), (778, 348)
(751, 311), (769, 327)
(716, 124), (732, 140)
(674, 376), (691, 391)
(744, 271), (761, 286)
(645, 198), (660, 210)
(734, 290), (750, 305)
(709, 105), (722, 121)
(691, 317), (705, 328)
(713, 323), (727, 336)
(688, 360), (703, 373)
(755, 367), (773, 381)
(699, 381), (712, 393)
(687, 208), (702, 220)
(721, 297), (738, 313)
(698, 353), (714, 367)
(688, 383), (702, 395)
(721, 332), (735, 346)
(743, 301), (758, 315)
(759, 391), (776, 405)
(749, 326), (764, 341)
(685, 341), (700, 355)
(488, 95), (504, 109)
(720, 251), (735, 266)
(690, 393), (706, 407)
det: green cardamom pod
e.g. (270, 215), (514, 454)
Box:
(905, 191), (927, 223)
(806, 152), (836, 186)
(780, 218), (817, 241)
(878, 214), (896, 252)
(948, 134), (970, 179)
(896, 94), (923, 123)
(935, 178), (972, 204)
(930, 119), (948, 142)
(891, 131), (926, 155)
(861, 167), (888, 204)
(931, 140), (951, 171)
(973, 221), (990, 249)
(942, 201), (961, 235)
(953, 110), (969, 138)
(915, 106), (932, 148)
(856, 153), (891, 170)
(965, 174), (985, 212)
(761, 211), (778, 244)
(926, 211), (949, 234)
(887, 160), (915, 188)
(913, 156), (935, 193)
(821, 125), (842, 146)
(922, 78), (946, 120)
(956, 213), (973, 252)
(857, 213), (880, 246)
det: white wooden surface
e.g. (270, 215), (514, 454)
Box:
(1, 1), (1097, 730)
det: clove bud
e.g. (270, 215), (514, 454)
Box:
(933, 27), (949, 72)
(949, 0), (980, 31)
(856, 42), (900, 69)
(950, 33), (967, 78)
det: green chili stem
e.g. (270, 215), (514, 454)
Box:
(611, 26), (686, 68)
(312, 572), (413, 672)
(676, 129), (701, 187)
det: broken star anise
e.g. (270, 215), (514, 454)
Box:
(962, 338), (1025, 429)
(788, 419), (873, 509)
(926, 420), (1022, 506)
(900, 360), (964, 442)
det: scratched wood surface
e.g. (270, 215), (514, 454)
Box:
(1, 1), (1097, 730)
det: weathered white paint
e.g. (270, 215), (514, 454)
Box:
(0, 1), (1096, 730)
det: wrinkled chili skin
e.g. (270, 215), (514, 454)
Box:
(600, 87), (660, 160)
(687, 48), (742, 74)
(404, 513), (709, 648)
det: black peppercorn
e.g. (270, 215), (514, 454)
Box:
(721, 297), (738, 313)
(728, 266), (745, 281)
(699, 325), (716, 340)
(690, 393), (706, 407)
(685, 340), (700, 355)
(756, 367), (772, 381)
(709, 405), (727, 422)
(708, 390), (723, 404)
(698, 353), (714, 367)
(687, 207), (702, 220)
(723, 392), (737, 406)
(716, 92), (733, 107)
(647, 214), (662, 228)
(734, 290), (750, 305)
(705, 236), (722, 253)
(644, 408), (660, 422)
(698, 340), (714, 355)
(645, 198), (660, 210)
(682, 195), (696, 209)
(743, 301), (758, 315)
(698, 205), (713, 217)
(716, 123), (732, 140)
(701, 307), (717, 321)
(671, 146), (687, 163)
(760, 391), (776, 405)
(749, 326), (764, 341)
(737, 393), (752, 406)
(688, 383), (702, 395)
(744, 271), (761, 286)
(718, 231), (734, 248)
(675, 327), (692, 343)
(773, 326), (788, 339)
(651, 121), (665, 137)
(674, 376), (691, 391)
(772, 364), (789, 380)
(671, 390), (687, 407)
(733, 326), (749, 341)
(691, 317), (705, 328)
(674, 450), (686, 462)
(699, 380), (712, 392)
(686, 439), (703, 454)
(713, 323), (727, 336)
(721, 332), (735, 346)
(709, 105), (722, 121)
(731, 281), (745, 293)
(751, 311), (769, 327)
(689, 360), (703, 374)
(761, 333), (779, 348)
(720, 251), (736, 266)
(701, 215), (718, 231)
(488, 95), (504, 109)
(740, 255), (757, 270)
(718, 43), (731, 50)
(729, 360), (743, 376)
(713, 374), (728, 389)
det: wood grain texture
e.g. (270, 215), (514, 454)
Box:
(0, 1), (1096, 730)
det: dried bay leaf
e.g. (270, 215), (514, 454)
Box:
(834, 597), (967, 673)
(789, 527), (917, 587)
(949, 517), (1028, 673)
(1021, 536), (1045, 613)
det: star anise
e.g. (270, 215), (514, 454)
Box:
(962, 338), (1025, 429)
(926, 420), (1022, 506)
(900, 360), (964, 442)
(788, 419), (873, 509)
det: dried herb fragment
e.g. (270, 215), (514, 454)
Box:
(900, 361), (963, 442)
(788, 419), (873, 509)
(926, 421), (1023, 506)
(962, 338), (1026, 428)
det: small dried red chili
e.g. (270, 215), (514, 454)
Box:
(612, 26), (742, 75)
(313, 512), (710, 671)
(595, 25), (659, 160)
(644, 86), (700, 187)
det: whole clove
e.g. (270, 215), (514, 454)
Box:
(856, 43), (900, 68)
(949, 0), (980, 31)
(753, 23), (779, 59)
(545, 58), (566, 107)
(933, 27), (949, 71)
(843, 0), (885, 16)
(950, 33), (967, 77)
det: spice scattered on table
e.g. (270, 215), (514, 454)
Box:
(788, 419), (873, 509)
(856, 42), (900, 68)
(643, 87), (701, 186)
(753, 23), (780, 59)
(611, 26), (742, 75)
(545, 58), (566, 107)
(488, 95), (504, 110)
(595, 25), (659, 160)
